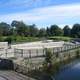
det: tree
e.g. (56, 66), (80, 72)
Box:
(28, 24), (39, 37)
(46, 27), (51, 36)
(63, 25), (71, 36)
(11, 20), (29, 36)
(38, 28), (46, 37)
(71, 23), (80, 38)
(0, 22), (10, 36)
(50, 25), (63, 36)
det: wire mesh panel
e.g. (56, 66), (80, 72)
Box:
(0, 49), (6, 58)
(23, 50), (30, 58)
(13, 43), (80, 60)
(14, 49), (23, 57)
(6, 49), (14, 58)
(37, 49), (44, 56)
(29, 49), (38, 57)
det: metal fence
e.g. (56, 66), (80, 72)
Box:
(14, 44), (80, 58)
(0, 43), (80, 60)
(13, 44), (80, 75)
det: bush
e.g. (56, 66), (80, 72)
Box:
(4, 36), (16, 44)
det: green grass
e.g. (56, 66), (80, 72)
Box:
(0, 36), (40, 44)
(49, 36), (73, 41)
(14, 36), (40, 43)
(0, 36), (74, 44)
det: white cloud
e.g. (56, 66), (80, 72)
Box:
(59, 24), (73, 29)
(0, 3), (80, 27)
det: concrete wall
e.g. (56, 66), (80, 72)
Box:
(13, 45), (80, 74)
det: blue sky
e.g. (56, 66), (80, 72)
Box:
(0, 0), (80, 28)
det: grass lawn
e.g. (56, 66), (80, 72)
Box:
(0, 36), (41, 44)
(48, 36), (73, 41)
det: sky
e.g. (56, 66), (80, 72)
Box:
(0, 0), (80, 28)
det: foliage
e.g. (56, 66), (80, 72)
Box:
(71, 23), (80, 38)
(0, 22), (10, 36)
(63, 25), (71, 36)
(4, 36), (16, 44)
(43, 48), (56, 75)
(46, 27), (51, 36)
(50, 25), (63, 36)
(38, 28), (46, 37)
(45, 49), (53, 64)
(0, 20), (80, 40)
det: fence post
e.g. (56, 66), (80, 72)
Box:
(36, 49), (38, 57)
(61, 47), (62, 52)
(5, 49), (7, 58)
(21, 49), (23, 58)
(29, 50), (31, 58)
(43, 48), (45, 56)
(29, 50), (31, 70)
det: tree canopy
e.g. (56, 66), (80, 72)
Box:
(0, 20), (79, 38)
(71, 24), (80, 38)
(63, 25), (71, 37)
(50, 25), (63, 36)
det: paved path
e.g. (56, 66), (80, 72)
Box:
(0, 70), (35, 80)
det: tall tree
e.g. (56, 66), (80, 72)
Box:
(28, 24), (39, 37)
(50, 25), (63, 36)
(63, 25), (71, 36)
(46, 27), (51, 36)
(71, 23), (80, 38)
(38, 28), (46, 37)
(0, 22), (10, 36)
(11, 20), (29, 36)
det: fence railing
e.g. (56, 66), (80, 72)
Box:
(12, 44), (80, 75)
(14, 44), (80, 58)
(0, 44), (80, 59)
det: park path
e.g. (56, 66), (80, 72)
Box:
(0, 70), (35, 80)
